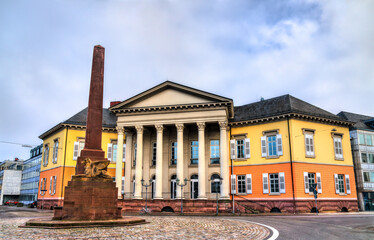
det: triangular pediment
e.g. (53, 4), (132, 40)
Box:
(110, 81), (233, 110)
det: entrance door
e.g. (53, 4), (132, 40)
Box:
(171, 175), (177, 199)
(151, 176), (156, 199)
(190, 174), (198, 199)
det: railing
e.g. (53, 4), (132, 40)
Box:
(234, 195), (266, 213)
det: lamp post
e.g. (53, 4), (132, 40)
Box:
(311, 183), (318, 215)
(211, 177), (223, 216)
(141, 179), (152, 214)
(176, 178), (188, 215)
(41, 189), (47, 210)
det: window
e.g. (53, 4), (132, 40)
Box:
(362, 153), (368, 163)
(40, 178), (47, 195)
(107, 143), (117, 162)
(73, 140), (85, 160)
(42, 145), (49, 166)
(364, 172), (370, 182)
(210, 140), (220, 164)
(237, 175), (246, 194)
(52, 139), (59, 163)
(49, 176), (57, 195)
(369, 153), (374, 164)
(269, 173), (279, 193)
(171, 175), (177, 199)
(151, 143), (156, 166)
(261, 134), (283, 158)
(304, 133), (315, 157)
(133, 144), (137, 167)
(210, 174), (221, 193)
(304, 172), (322, 194)
(359, 134), (365, 145)
(263, 172), (285, 194)
(333, 135), (343, 160)
(334, 174), (351, 194)
(230, 138), (250, 159)
(190, 141), (198, 164)
(366, 135), (373, 146)
(171, 142), (177, 165)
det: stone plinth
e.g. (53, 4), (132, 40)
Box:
(54, 176), (121, 220)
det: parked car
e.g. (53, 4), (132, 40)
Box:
(27, 201), (38, 208)
(4, 200), (19, 206)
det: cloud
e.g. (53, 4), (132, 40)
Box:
(0, 0), (373, 160)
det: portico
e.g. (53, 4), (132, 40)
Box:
(110, 81), (233, 201)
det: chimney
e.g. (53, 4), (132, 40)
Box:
(110, 101), (121, 107)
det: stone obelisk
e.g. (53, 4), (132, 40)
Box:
(54, 45), (121, 220)
(76, 45), (106, 174)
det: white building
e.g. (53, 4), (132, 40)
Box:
(0, 160), (24, 205)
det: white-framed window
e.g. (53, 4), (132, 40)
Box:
(333, 135), (343, 160)
(210, 140), (220, 164)
(230, 138), (250, 159)
(133, 143), (137, 167)
(303, 172), (322, 193)
(237, 175), (246, 194)
(171, 175), (177, 199)
(49, 176), (57, 195)
(40, 178), (47, 195)
(263, 172), (285, 194)
(261, 134), (283, 158)
(190, 141), (198, 164)
(52, 139), (59, 163)
(334, 174), (351, 194)
(151, 142), (156, 166)
(42, 145), (49, 167)
(171, 142), (177, 165)
(73, 140), (85, 160)
(361, 152), (374, 164)
(304, 132), (315, 157)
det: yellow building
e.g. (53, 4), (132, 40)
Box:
(38, 81), (358, 213)
(38, 108), (121, 209)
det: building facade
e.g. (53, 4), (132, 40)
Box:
(0, 160), (24, 205)
(338, 111), (374, 211)
(19, 144), (42, 204)
(38, 81), (358, 212)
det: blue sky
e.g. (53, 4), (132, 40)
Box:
(1, 0), (373, 161)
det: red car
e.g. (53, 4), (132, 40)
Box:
(4, 200), (19, 205)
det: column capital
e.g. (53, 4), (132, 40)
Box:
(175, 123), (184, 131)
(116, 126), (124, 134)
(197, 122), (205, 130)
(155, 124), (164, 132)
(135, 125), (144, 134)
(124, 127), (133, 136)
(219, 121), (228, 130)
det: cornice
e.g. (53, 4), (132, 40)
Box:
(229, 113), (354, 128)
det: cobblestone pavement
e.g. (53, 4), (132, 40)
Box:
(0, 216), (271, 240)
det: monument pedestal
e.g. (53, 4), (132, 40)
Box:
(54, 176), (121, 220)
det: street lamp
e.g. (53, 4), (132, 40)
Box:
(176, 178), (188, 215)
(311, 183), (318, 215)
(141, 179), (152, 214)
(40, 189), (47, 209)
(210, 177), (223, 216)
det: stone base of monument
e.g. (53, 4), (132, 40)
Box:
(22, 176), (146, 228)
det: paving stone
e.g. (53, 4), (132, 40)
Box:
(0, 216), (270, 240)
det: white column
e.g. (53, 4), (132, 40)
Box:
(155, 124), (164, 199)
(197, 122), (207, 199)
(124, 129), (133, 199)
(134, 125), (144, 199)
(115, 126), (124, 198)
(219, 121), (230, 199)
(176, 123), (184, 199)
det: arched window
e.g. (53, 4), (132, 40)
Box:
(211, 174), (221, 194)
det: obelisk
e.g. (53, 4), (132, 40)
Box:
(76, 45), (106, 174)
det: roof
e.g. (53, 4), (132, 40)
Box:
(109, 80), (235, 118)
(39, 108), (116, 139)
(233, 94), (345, 122)
(337, 111), (374, 131)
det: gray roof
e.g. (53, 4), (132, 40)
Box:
(63, 107), (117, 128)
(233, 94), (344, 122)
(337, 111), (374, 131)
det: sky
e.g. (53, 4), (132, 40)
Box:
(1, 0), (373, 161)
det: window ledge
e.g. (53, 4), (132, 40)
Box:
(305, 155), (315, 159)
(188, 164), (198, 168)
(237, 193), (247, 195)
(335, 158), (344, 161)
(209, 164), (220, 167)
(339, 193), (348, 196)
(234, 158), (247, 161)
(269, 193), (280, 196)
(169, 165), (176, 168)
(265, 156), (280, 159)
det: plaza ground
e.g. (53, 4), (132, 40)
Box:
(1, 206), (373, 239)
